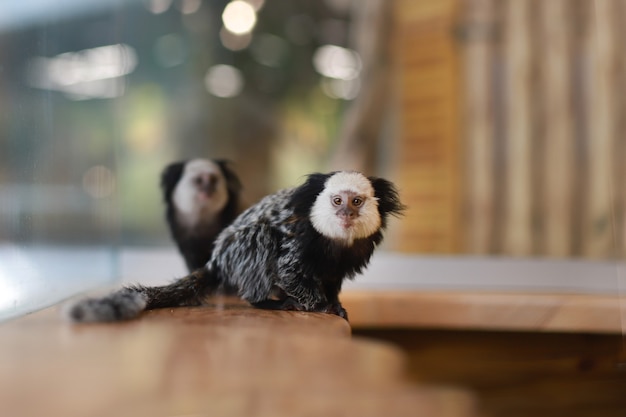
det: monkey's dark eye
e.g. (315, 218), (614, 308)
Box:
(332, 196), (342, 206)
(352, 197), (363, 207)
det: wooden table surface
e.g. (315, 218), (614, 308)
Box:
(0, 297), (476, 417)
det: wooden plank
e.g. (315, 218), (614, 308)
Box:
(582, 0), (618, 258)
(614, 0), (626, 346)
(501, 0), (533, 255)
(341, 290), (625, 334)
(461, 0), (495, 254)
(539, 0), (575, 257)
(0, 299), (477, 417)
(615, 1), (626, 259)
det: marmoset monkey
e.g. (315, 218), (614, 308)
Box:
(160, 158), (242, 272)
(68, 171), (404, 322)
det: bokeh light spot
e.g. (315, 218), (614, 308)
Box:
(313, 45), (362, 80)
(204, 64), (244, 98)
(222, 1), (257, 35)
(144, 0), (172, 14)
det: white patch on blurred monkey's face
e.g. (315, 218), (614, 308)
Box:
(173, 159), (229, 227)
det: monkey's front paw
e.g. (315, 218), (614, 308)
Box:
(319, 303), (349, 321)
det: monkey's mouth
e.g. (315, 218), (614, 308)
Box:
(339, 219), (353, 229)
(194, 174), (219, 199)
(197, 182), (218, 199)
(201, 185), (216, 196)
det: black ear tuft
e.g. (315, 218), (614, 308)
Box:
(160, 161), (186, 203)
(215, 159), (243, 223)
(290, 172), (333, 217)
(215, 159), (243, 196)
(368, 177), (406, 218)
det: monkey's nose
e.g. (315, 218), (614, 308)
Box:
(196, 173), (218, 193)
(338, 208), (357, 219)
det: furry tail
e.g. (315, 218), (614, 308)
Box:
(65, 267), (218, 323)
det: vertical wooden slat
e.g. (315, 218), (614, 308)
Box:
(393, 0), (462, 253)
(539, 0), (574, 257)
(502, 0), (533, 255)
(582, 0), (617, 258)
(617, 1), (626, 259)
(463, 0), (495, 254)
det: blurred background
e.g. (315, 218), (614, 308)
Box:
(0, 0), (369, 247)
(1, 0), (626, 316)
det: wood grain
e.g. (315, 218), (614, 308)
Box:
(0, 297), (476, 417)
(502, 0), (533, 256)
(539, 0), (575, 257)
(582, 0), (618, 258)
(462, 0), (496, 255)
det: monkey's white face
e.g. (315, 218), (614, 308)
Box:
(310, 172), (381, 245)
(173, 159), (229, 228)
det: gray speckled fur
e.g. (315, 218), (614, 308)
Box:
(67, 172), (404, 322)
(65, 290), (148, 322)
(210, 189), (295, 303)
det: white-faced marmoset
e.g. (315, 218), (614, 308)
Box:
(68, 171), (404, 322)
(160, 158), (242, 272)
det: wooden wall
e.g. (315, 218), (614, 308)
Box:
(393, 0), (463, 254)
(393, 0), (626, 259)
